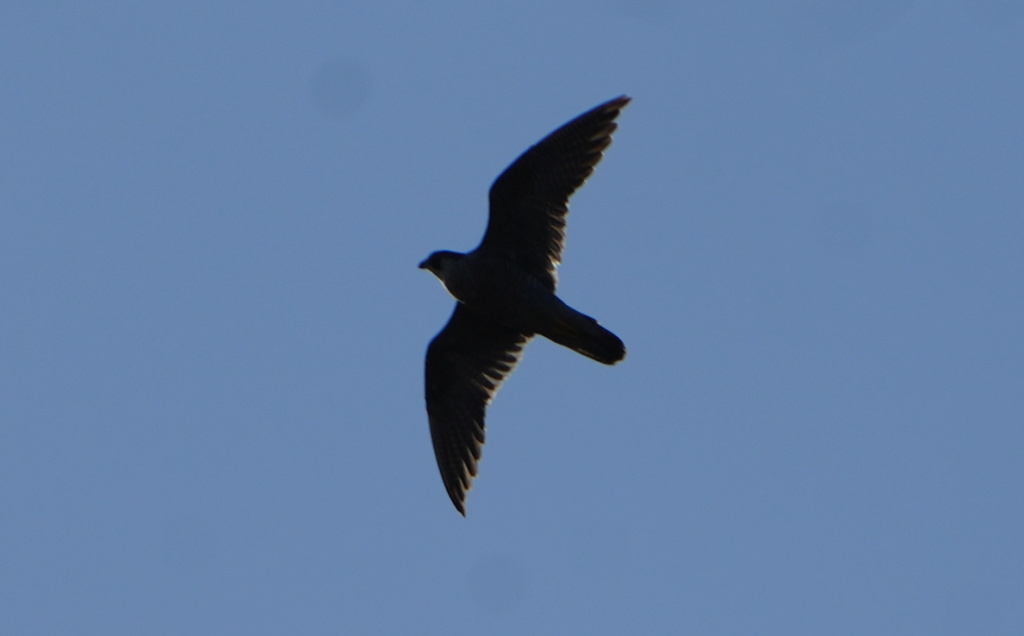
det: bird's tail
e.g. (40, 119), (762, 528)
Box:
(544, 310), (625, 365)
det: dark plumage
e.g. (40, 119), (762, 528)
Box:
(420, 96), (630, 514)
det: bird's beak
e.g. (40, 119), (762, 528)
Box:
(418, 259), (428, 270)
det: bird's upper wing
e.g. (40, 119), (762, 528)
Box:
(425, 303), (531, 515)
(479, 95), (630, 292)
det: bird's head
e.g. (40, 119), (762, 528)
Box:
(418, 250), (463, 281)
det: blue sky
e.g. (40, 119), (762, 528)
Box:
(2, 1), (1022, 634)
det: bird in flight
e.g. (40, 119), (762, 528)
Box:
(420, 95), (630, 515)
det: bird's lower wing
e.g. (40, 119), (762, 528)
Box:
(425, 304), (531, 515)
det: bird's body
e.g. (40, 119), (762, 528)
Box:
(422, 250), (624, 364)
(420, 96), (630, 514)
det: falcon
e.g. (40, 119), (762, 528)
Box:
(420, 96), (630, 515)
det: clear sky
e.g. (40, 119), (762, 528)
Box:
(2, 2), (1022, 634)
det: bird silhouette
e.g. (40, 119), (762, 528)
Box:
(420, 96), (630, 514)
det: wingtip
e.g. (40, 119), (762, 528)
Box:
(589, 96), (630, 133)
(451, 494), (467, 516)
(444, 473), (470, 515)
(606, 95), (632, 109)
(585, 96), (631, 120)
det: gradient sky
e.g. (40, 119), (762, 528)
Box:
(2, 2), (1023, 634)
